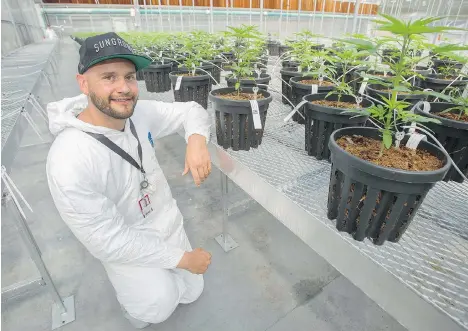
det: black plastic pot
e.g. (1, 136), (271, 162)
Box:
(327, 127), (450, 245)
(290, 77), (336, 124)
(203, 59), (223, 85)
(170, 58), (187, 71)
(178, 64), (214, 78)
(432, 58), (463, 72)
(280, 69), (302, 105)
(366, 84), (427, 105)
(282, 60), (299, 69)
(422, 74), (468, 96)
(143, 63), (173, 93)
(169, 70), (211, 109)
(304, 93), (370, 160)
(279, 45), (292, 57)
(226, 73), (271, 90)
(209, 87), (273, 151)
(136, 70), (145, 81)
(415, 102), (468, 183)
(267, 41), (280, 56)
(382, 49), (400, 64)
(221, 52), (235, 68)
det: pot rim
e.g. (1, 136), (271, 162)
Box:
(415, 102), (468, 130)
(329, 127), (451, 178)
(169, 70), (210, 80)
(304, 93), (373, 113)
(209, 87), (273, 105)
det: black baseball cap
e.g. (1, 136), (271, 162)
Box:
(78, 32), (151, 74)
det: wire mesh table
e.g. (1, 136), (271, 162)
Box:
(1, 40), (76, 330)
(1, 40), (58, 172)
(139, 58), (468, 331)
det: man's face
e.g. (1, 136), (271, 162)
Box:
(77, 59), (139, 120)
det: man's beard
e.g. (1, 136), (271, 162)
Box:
(89, 92), (138, 120)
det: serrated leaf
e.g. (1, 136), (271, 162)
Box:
(383, 130), (392, 149)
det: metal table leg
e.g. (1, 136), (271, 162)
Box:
(215, 172), (239, 252)
(1, 190), (76, 330)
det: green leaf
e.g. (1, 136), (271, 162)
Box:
(383, 130), (392, 149)
(235, 82), (240, 91)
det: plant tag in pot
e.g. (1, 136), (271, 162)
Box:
(358, 78), (369, 95)
(406, 133), (427, 150)
(249, 100), (262, 130)
(311, 84), (318, 94)
(395, 131), (405, 148)
(462, 84), (468, 98)
(355, 96), (362, 106)
(421, 101), (431, 113)
(175, 76), (183, 91)
(461, 64), (468, 75)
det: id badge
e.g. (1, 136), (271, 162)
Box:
(138, 194), (153, 218)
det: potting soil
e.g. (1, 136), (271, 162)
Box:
(217, 92), (265, 101)
(337, 135), (443, 171)
(300, 79), (334, 86)
(437, 111), (468, 123)
(312, 100), (361, 109)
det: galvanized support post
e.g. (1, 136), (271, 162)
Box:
(312, 0), (316, 31)
(352, 0), (362, 34)
(133, 0), (142, 30)
(144, 0), (148, 31)
(210, 0), (214, 33)
(297, 0), (301, 32)
(320, 0), (325, 34)
(158, 0), (163, 32)
(1, 187), (75, 330)
(215, 172), (239, 252)
(260, 0), (264, 32)
(179, 0), (184, 31)
(225, 0), (229, 29)
(279, 0), (284, 39)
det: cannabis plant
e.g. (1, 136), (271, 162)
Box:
(343, 14), (468, 150)
(223, 24), (264, 93)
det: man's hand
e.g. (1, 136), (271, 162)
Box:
(183, 134), (211, 186)
(177, 248), (212, 274)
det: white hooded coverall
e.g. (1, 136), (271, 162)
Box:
(46, 94), (211, 323)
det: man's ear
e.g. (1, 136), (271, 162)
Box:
(76, 74), (89, 95)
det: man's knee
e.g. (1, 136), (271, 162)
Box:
(181, 274), (204, 304)
(122, 275), (181, 324)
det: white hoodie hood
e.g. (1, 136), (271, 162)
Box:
(45, 94), (210, 321)
(48, 93), (125, 135)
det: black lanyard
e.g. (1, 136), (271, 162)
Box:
(85, 119), (149, 190)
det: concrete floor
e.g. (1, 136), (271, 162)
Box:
(1, 38), (407, 331)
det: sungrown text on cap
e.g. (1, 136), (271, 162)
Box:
(94, 37), (134, 53)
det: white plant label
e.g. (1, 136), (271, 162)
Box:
(297, 66), (302, 72)
(395, 131), (405, 148)
(284, 100), (308, 122)
(311, 84), (318, 94)
(359, 77), (369, 95)
(406, 133), (427, 150)
(462, 84), (468, 98)
(250, 100), (262, 130)
(409, 122), (417, 134)
(175, 76), (183, 91)
(461, 64), (468, 75)
(422, 101), (431, 113)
